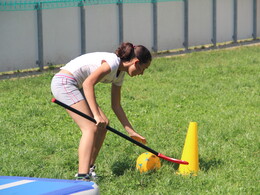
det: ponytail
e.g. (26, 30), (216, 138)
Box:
(115, 42), (152, 64)
(115, 42), (135, 62)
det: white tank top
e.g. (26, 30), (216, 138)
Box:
(61, 52), (125, 88)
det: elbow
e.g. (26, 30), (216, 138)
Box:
(82, 80), (91, 89)
(111, 104), (117, 113)
(112, 103), (121, 113)
(83, 78), (96, 89)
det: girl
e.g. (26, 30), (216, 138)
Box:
(51, 42), (152, 180)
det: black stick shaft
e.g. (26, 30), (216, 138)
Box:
(52, 98), (159, 156)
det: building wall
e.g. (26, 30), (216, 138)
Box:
(0, 11), (37, 71)
(42, 7), (80, 66)
(157, 1), (184, 50)
(0, 0), (259, 72)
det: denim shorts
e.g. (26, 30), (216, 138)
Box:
(51, 73), (85, 106)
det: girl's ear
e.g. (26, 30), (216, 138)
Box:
(133, 58), (139, 65)
(123, 57), (139, 67)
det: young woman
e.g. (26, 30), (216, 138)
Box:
(51, 42), (152, 180)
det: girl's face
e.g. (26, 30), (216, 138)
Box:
(127, 61), (150, 77)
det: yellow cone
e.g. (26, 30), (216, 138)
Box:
(178, 122), (199, 176)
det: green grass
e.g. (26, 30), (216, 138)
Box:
(0, 45), (259, 194)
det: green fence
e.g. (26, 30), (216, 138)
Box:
(0, 0), (183, 11)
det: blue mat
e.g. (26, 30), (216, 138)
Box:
(0, 176), (99, 195)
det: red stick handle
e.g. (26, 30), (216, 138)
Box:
(158, 153), (189, 165)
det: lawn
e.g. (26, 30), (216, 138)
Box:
(0, 45), (259, 194)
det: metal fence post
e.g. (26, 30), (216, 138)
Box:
(183, 0), (189, 50)
(253, 0), (257, 39)
(118, 0), (123, 44)
(36, 3), (44, 70)
(79, 2), (86, 54)
(152, 0), (158, 52)
(212, 0), (217, 47)
(233, 0), (238, 43)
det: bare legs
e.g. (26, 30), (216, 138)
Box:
(66, 100), (108, 174)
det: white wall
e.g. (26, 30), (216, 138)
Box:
(0, 0), (259, 72)
(217, 0), (233, 43)
(257, 0), (260, 37)
(157, 1), (184, 51)
(123, 3), (153, 49)
(237, 0), (253, 40)
(42, 7), (81, 66)
(0, 11), (37, 72)
(85, 4), (119, 53)
(189, 0), (212, 46)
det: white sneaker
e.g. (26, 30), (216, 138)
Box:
(89, 165), (98, 180)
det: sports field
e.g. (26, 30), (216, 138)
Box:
(0, 45), (259, 194)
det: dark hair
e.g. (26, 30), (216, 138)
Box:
(134, 45), (152, 65)
(115, 42), (135, 62)
(115, 42), (152, 64)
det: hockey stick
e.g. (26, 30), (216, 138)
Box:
(52, 98), (188, 165)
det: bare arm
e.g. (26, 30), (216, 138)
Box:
(82, 61), (111, 126)
(111, 84), (147, 144)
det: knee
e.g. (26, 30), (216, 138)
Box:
(80, 124), (99, 134)
(91, 125), (99, 134)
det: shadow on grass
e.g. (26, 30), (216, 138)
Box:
(111, 157), (134, 176)
(162, 159), (180, 170)
(161, 156), (223, 172)
(199, 157), (223, 172)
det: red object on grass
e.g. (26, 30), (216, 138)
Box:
(52, 98), (189, 165)
(158, 153), (189, 165)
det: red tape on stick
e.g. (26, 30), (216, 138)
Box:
(52, 98), (189, 165)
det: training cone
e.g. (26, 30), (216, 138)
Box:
(178, 122), (199, 176)
(136, 152), (161, 173)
